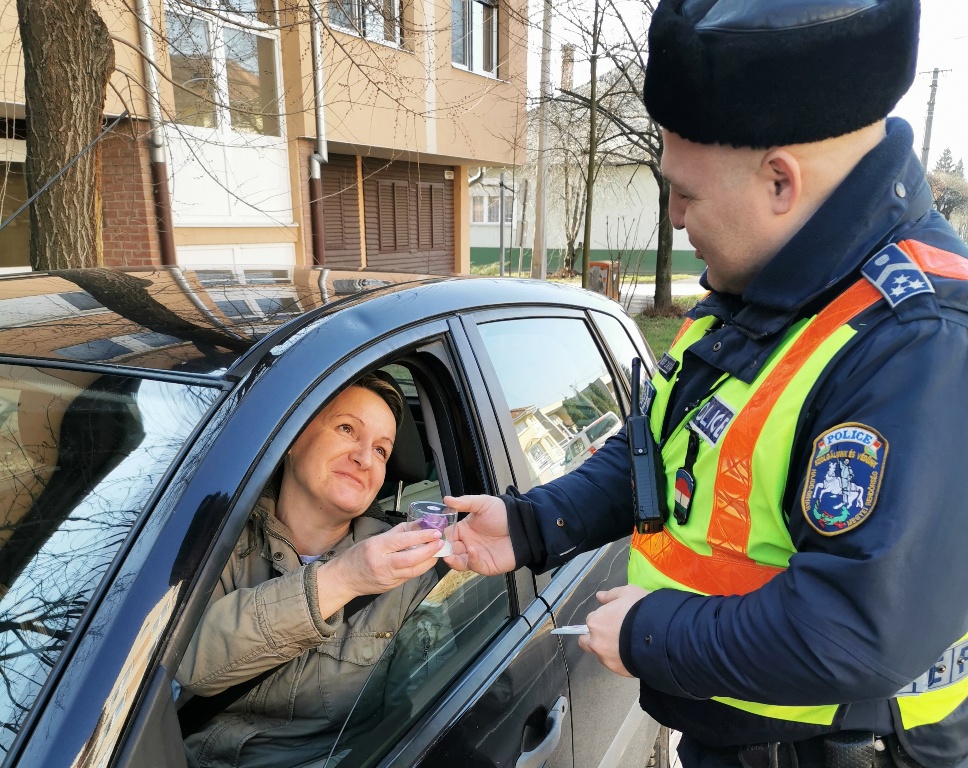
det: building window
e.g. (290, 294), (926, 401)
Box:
(487, 196), (499, 223)
(166, 0), (281, 136)
(471, 195), (485, 223)
(470, 192), (513, 224)
(452, 0), (496, 75)
(329, 0), (402, 45)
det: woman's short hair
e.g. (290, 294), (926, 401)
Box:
(351, 372), (404, 428)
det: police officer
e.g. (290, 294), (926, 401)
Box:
(442, 1), (968, 766)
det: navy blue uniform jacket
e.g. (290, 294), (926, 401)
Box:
(516, 120), (968, 745)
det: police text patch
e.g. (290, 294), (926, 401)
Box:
(802, 423), (887, 535)
(689, 396), (734, 446)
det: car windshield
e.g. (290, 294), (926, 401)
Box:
(0, 365), (220, 755)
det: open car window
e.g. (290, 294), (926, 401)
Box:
(319, 356), (512, 767)
(174, 349), (511, 768)
(0, 366), (219, 756)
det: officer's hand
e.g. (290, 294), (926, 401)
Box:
(441, 494), (516, 576)
(577, 585), (649, 678)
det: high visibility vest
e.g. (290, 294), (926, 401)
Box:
(628, 240), (968, 760)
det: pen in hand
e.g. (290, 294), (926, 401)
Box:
(551, 624), (589, 635)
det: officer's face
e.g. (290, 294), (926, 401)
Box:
(662, 130), (780, 295)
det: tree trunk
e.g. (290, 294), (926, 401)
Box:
(17, 0), (115, 271)
(653, 175), (674, 311)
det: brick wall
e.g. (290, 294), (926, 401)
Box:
(100, 119), (161, 268)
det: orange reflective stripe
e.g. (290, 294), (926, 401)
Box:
(631, 528), (783, 595)
(707, 279), (881, 558)
(900, 240), (968, 280)
(671, 318), (695, 346)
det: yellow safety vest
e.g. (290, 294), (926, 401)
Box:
(628, 240), (968, 757)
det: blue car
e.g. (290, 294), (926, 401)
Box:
(0, 266), (666, 768)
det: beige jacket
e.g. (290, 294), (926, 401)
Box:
(177, 498), (448, 768)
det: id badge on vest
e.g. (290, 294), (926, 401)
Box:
(678, 396), (736, 525)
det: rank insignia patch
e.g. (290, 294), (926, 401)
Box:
(802, 423), (887, 535)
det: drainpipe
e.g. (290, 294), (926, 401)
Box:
(309, 0), (328, 266)
(136, 0), (177, 266)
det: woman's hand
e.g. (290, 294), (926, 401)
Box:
(316, 524), (443, 617)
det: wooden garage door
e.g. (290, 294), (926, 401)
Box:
(362, 159), (455, 273)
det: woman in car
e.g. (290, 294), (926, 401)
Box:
(176, 373), (450, 768)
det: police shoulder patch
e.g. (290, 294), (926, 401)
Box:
(801, 422), (887, 536)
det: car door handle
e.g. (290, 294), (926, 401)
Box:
(515, 696), (568, 768)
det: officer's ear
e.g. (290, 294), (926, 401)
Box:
(762, 149), (801, 216)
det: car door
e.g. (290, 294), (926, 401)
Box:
(463, 307), (662, 768)
(320, 324), (575, 768)
(107, 317), (574, 768)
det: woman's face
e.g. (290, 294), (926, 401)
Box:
(285, 386), (397, 521)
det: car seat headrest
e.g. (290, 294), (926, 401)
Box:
(370, 370), (426, 484)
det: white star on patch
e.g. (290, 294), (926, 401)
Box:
(892, 275), (911, 288)
(909, 279), (926, 290)
(890, 283), (910, 297)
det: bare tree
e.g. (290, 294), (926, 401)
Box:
(543, 0), (675, 310)
(928, 148), (968, 229)
(15, 0), (115, 271)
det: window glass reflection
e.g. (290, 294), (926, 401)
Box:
(478, 317), (622, 484)
(0, 367), (220, 755)
(167, 12), (217, 128)
(225, 28), (280, 136)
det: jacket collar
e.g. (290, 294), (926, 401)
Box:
(255, 497), (388, 569)
(689, 119), (932, 381)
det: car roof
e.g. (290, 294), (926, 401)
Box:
(0, 266), (622, 380)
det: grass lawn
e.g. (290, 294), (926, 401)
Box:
(633, 298), (695, 356)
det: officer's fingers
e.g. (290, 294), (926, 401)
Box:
(596, 587), (626, 604)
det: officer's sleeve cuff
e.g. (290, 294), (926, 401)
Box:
(619, 588), (703, 700)
(502, 487), (548, 571)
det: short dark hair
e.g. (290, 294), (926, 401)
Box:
(351, 372), (404, 428)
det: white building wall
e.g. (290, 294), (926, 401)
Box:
(469, 166), (692, 255)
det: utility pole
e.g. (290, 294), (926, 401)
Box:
(499, 172), (506, 276)
(580, 0), (601, 289)
(919, 68), (950, 170)
(531, 0), (552, 280)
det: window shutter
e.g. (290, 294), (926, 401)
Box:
(394, 181), (411, 250)
(324, 173), (347, 250)
(418, 184), (432, 248)
(431, 184), (445, 247)
(378, 181), (395, 250)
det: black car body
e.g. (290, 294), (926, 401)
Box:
(0, 266), (661, 768)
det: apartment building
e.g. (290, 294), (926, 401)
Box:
(0, 0), (526, 273)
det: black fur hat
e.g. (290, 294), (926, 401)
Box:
(643, 0), (920, 148)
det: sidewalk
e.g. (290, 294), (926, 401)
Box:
(620, 279), (706, 314)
